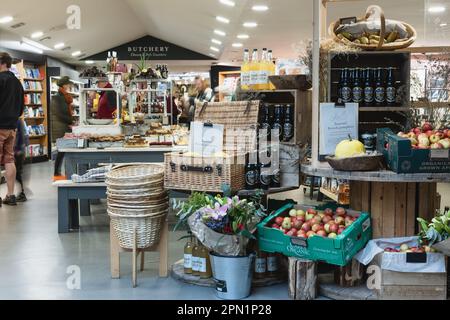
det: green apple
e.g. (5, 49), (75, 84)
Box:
(328, 233), (337, 239)
(296, 210), (306, 218)
(289, 209), (298, 217)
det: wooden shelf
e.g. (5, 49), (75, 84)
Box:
(359, 107), (410, 112)
(320, 187), (339, 202)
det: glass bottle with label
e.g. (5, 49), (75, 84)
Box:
(282, 104), (294, 142)
(245, 152), (260, 190)
(386, 67), (397, 105)
(241, 49), (250, 90)
(352, 68), (363, 104)
(255, 248), (267, 279)
(184, 239), (194, 274)
(191, 239), (201, 276)
(268, 50), (276, 90)
(260, 103), (272, 142)
(363, 68), (374, 106)
(259, 48), (269, 90)
(340, 68), (352, 103)
(374, 67), (386, 106)
(259, 148), (272, 190)
(267, 253), (279, 277)
(199, 245), (212, 279)
(272, 105), (283, 142)
(250, 49), (259, 90)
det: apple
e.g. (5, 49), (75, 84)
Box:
(335, 217), (345, 226)
(312, 224), (323, 233)
(407, 132), (416, 139)
(286, 230), (297, 237)
(322, 215), (332, 224)
(413, 127), (422, 135)
(271, 224), (280, 229)
(298, 231), (307, 239)
(312, 215), (322, 225)
(289, 209), (298, 217)
(422, 122), (433, 132)
(282, 219), (292, 230)
(296, 216), (306, 224)
(430, 134), (442, 144)
(324, 223), (332, 234)
(296, 210), (306, 218)
(431, 142), (444, 149)
(330, 223), (339, 234)
(328, 233), (337, 239)
(409, 137), (418, 146)
(293, 219), (303, 230)
(324, 208), (333, 216)
(425, 130), (434, 137)
(301, 223), (312, 232)
(439, 139), (450, 149)
(306, 213), (315, 221)
(400, 244), (409, 252)
(336, 207), (347, 217)
(306, 231), (316, 238)
(418, 136), (430, 147)
(338, 226), (346, 235)
(307, 208), (317, 215)
(318, 212), (325, 219)
(317, 230), (328, 237)
(275, 217), (284, 226)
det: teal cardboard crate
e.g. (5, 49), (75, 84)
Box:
(257, 204), (372, 266)
(377, 128), (450, 173)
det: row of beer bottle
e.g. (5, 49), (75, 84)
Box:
(338, 67), (398, 106)
(260, 103), (295, 143)
(245, 148), (281, 191)
(184, 238), (212, 279)
(241, 49), (276, 90)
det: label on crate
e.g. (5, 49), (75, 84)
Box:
(184, 254), (192, 269)
(430, 149), (450, 159)
(198, 258), (207, 273)
(267, 257), (278, 272)
(255, 258), (267, 274)
(386, 87), (396, 103)
(362, 218), (371, 233)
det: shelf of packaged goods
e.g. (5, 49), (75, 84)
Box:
(29, 134), (47, 139)
(24, 90), (43, 93)
(358, 106), (410, 112)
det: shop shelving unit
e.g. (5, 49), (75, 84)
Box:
(13, 60), (49, 163)
(219, 71), (241, 102)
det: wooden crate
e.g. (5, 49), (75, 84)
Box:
(371, 254), (447, 300)
(288, 257), (318, 300)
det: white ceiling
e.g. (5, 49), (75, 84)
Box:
(0, 0), (450, 70)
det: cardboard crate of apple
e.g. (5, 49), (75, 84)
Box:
(377, 127), (450, 174)
(257, 204), (372, 266)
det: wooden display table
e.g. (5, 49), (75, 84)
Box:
(302, 164), (450, 238)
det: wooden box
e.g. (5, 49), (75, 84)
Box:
(371, 253), (447, 300)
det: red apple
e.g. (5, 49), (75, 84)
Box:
(307, 208), (317, 215)
(338, 226), (346, 235)
(324, 208), (333, 216)
(275, 217), (284, 226)
(312, 216), (322, 225)
(306, 231), (316, 238)
(336, 207), (346, 217)
(298, 230), (307, 238)
(422, 122), (433, 133)
(286, 230), (297, 237)
(271, 224), (280, 229)
(293, 219), (303, 230)
(312, 224), (323, 233)
(330, 223), (339, 234)
(413, 127), (422, 135)
(335, 217), (345, 226)
(317, 230), (328, 237)
(322, 216), (332, 224)
(425, 130), (434, 137)
(301, 223), (312, 232)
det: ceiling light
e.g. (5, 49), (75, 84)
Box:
(210, 46), (220, 52)
(219, 0), (235, 7)
(31, 31), (44, 39)
(54, 43), (65, 49)
(232, 43), (243, 48)
(440, 22), (448, 27)
(243, 22), (258, 28)
(85, 60), (94, 64)
(209, 53), (216, 58)
(0, 16), (13, 24)
(237, 34), (250, 39)
(72, 51), (82, 57)
(214, 29), (226, 36)
(21, 37), (51, 51)
(211, 39), (222, 45)
(252, 5), (269, 12)
(428, 6), (446, 13)
(216, 16), (230, 24)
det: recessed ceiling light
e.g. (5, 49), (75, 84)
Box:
(237, 34), (250, 39)
(232, 43), (243, 48)
(212, 39), (222, 45)
(214, 29), (226, 36)
(31, 31), (44, 39)
(219, 0), (235, 7)
(216, 16), (230, 24)
(210, 46), (220, 52)
(429, 6), (446, 13)
(54, 42), (65, 49)
(85, 60), (94, 64)
(0, 16), (13, 24)
(252, 5), (269, 12)
(209, 53), (216, 58)
(243, 22), (258, 28)
(72, 51), (82, 57)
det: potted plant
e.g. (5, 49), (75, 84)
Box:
(174, 192), (266, 299)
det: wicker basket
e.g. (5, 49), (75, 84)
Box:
(164, 152), (245, 193)
(108, 203), (168, 217)
(106, 164), (164, 184)
(108, 197), (169, 208)
(329, 5), (417, 51)
(109, 211), (167, 249)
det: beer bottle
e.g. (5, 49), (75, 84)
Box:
(199, 245), (212, 279)
(282, 104), (294, 142)
(191, 239), (201, 276)
(271, 145), (281, 189)
(259, 148), (272, 190)
(363, 68), (374, 106)
(374, 67), (386, 106)
(183, 239), (194, 274)
(267, 253), (279, 277)
(386, 67), (397, 105)
(352, 68), (363, 104)
(245, 152), (260, 190)
(255, 247), (267, 279)
(340, 68), (352, 103)
(272, 105), (283, 142)
(260, 103), (271, 142)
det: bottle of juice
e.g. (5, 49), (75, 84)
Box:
(268, 50), (276, 90)
(241, 49), (250, 91)
(199, 245), (212, 279)
(183, 239), (193, 274)
(191, 239), (201, 277)
(250, 49), (259, 91)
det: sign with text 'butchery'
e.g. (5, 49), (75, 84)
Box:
(83, 35), (214, 61)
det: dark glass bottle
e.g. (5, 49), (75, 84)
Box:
(260, 103), (271, 142)
(245, 152), (260, 190)
(340, 68), (352, 103)
(374, 67), (386, 106)
(282, 104), (294, 142)
(272, 105), (283, 142)
(259, 149), (271, 190)
(363, 68), (374, 106)
(386, 67), (397, 105)
(352, 68), (363, 104)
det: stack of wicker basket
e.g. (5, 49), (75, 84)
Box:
(106, 164), (168, 250)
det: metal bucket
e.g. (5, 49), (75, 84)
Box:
(210, 252), (255, 300)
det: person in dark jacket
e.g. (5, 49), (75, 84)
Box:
(50, 76), (74, 180)
(0, 52), (24, 206)
(96, 80), (117, 119)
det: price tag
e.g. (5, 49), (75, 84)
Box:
(430, 149), (449, 159)
(77, 139), (85, 149)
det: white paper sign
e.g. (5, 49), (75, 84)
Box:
(189, 121), (224, 157)
(319, 103), (359, 157)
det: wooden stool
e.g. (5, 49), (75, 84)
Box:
(288, 257), (318, 300)
(334, 259), (366, 288)
(110, 218), (169, 288)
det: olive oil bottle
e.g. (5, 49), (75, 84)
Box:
(198, 245), (212, 279)
(192, 239), (201, 277)
(183, 239), (194, 274)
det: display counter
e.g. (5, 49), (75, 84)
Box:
(302, 164), (449, 239)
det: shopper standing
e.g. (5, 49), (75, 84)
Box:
(96, 80), (117, 119)
(50, 76), (74, 181)
(0, 52), (24, 206)
(187, 76), (215, 123)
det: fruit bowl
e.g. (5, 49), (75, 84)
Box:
(326, 154), (385, 172)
